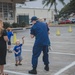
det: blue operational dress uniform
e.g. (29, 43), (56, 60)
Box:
(30, 20), (50, 69)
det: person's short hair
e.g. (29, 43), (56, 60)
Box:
(7, 27), (11, 32)
(31, 16), (38, 22)
(16, 39), (20, 42)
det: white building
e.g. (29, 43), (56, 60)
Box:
(0, 0), (34, 23)
(0, 0), (54, 24)
(16, 7), (54, 23)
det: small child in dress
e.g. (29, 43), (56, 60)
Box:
(7, 27), (13, 53)
(13, 36), (25, 66)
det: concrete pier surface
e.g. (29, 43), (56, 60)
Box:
(5, 26), (75, 75)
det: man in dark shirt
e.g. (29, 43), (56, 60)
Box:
(28, 16), (50, 74)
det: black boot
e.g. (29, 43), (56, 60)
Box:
(28, 67), (37, 74)
(44, 65), (49, 71)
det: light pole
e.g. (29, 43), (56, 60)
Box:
(34, 8), (35, 16)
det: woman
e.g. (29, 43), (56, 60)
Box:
(0, 20), (8, 75)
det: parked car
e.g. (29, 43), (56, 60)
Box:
(65, 19), (72, 24)
(59, 19), (71, 24)
(71, 19), (75, 23)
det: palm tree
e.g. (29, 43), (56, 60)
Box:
(59, 0), (75, 16)
(42, 0), (65, 21)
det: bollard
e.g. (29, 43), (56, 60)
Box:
(68, 26), (72, 33)
(56, 28), (61, 36)
(13, 32), (17, 44)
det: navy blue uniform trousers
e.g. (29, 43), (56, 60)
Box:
(32, 45), (49, 68)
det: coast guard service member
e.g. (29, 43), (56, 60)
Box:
(28, 16), (50, 74)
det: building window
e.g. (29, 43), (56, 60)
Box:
(0, 2), (14, 20)
(0, 3), (2, 12)
(0, 13), (2, 19)
(8, 3), (14, 20)
(9, 12), (13, 20)
(8, 3), (13, 10)
(0, 2), (2, 19)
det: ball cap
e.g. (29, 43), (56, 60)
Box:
(31, 16), (38, 22)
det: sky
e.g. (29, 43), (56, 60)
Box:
(16, 0), (70, 11)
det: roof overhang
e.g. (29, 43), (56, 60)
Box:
(0, 0), (36, 3)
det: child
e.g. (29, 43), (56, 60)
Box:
(7, 27), (13, 53)
(13, 36), (25, 66)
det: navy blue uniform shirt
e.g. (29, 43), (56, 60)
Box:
(30, 21), (50, 46)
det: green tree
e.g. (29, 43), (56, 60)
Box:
(42, 0), (65, 16)
(3, 22), (11, 29)
(59, 0), (75, 17)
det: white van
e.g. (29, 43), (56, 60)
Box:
(69, 18), (75, 23)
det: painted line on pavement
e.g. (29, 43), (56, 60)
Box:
(52, 42), (75, 44)
(23, 42), (75, 45)
(4, 70), (30, 75)
(54, 61), (75, 75)
(49, 52), (75, 56)
(22, 49), (75, 56)
(11, 48), (75, 56)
